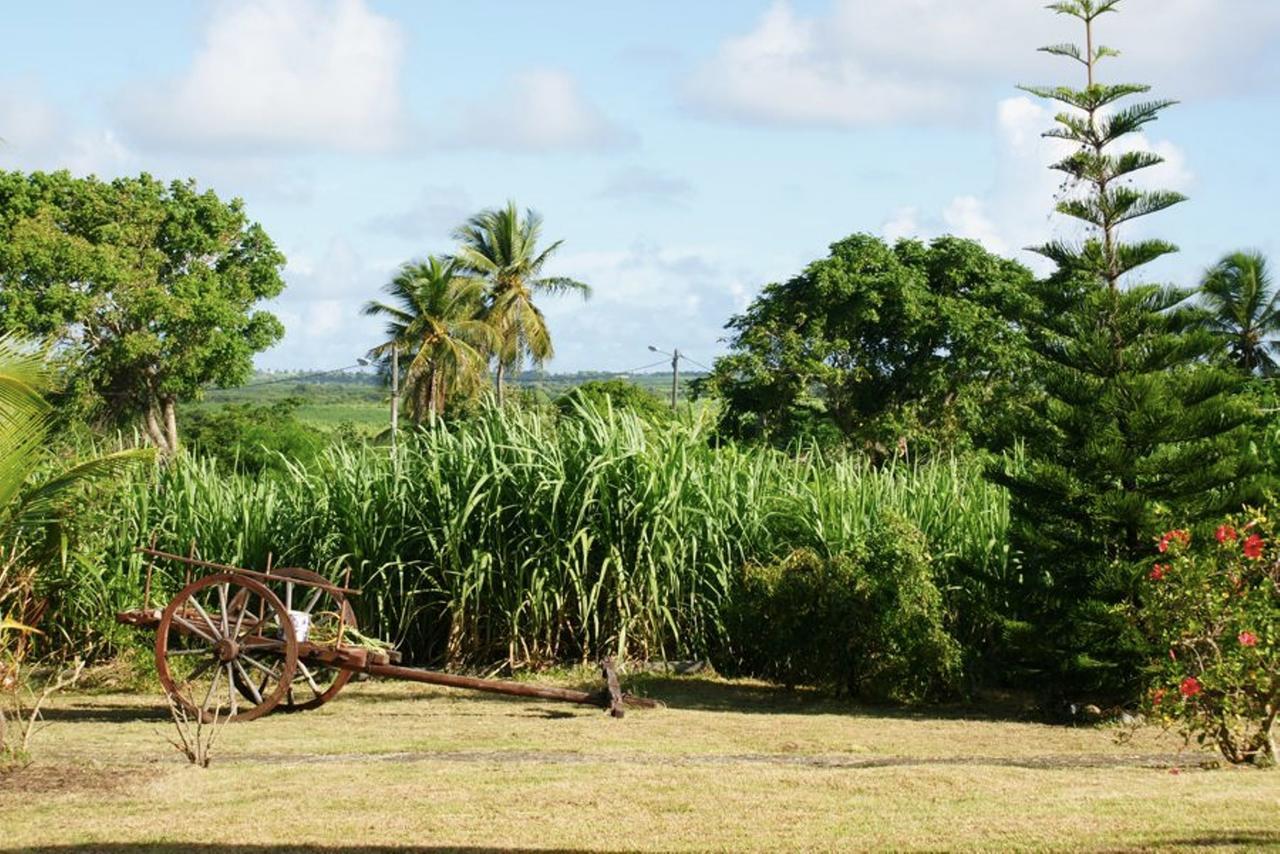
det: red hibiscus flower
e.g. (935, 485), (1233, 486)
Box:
(1216, 525), (1238, 544)
(1242, 534), (1264, 560)
(1149, 564), (1168, 581)
(1179, 677), (1202, 698)
(1238, 631), (1258, 648)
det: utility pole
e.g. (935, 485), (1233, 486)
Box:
(390, 345), (399, 454)
(670, 348), (679, 411)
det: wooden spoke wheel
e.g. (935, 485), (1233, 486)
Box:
(155, 573), (298, 723)
(245, 567), (357, 713)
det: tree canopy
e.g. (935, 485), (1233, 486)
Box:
(703, 234), (1037, 456)
(0, 170), (286, 453)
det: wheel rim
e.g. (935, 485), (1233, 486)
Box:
(155, 573), (298, 723)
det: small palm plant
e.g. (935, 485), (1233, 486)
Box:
(1, 334), (150, 766)
(363, 257), (495, 423)
(1200, 251), (1280, 375)
(452, 202), (591, 405)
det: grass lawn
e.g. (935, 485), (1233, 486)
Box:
(2, 673), (1276, 852)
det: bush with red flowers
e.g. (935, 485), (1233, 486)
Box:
(1137, 512), (1278, 766)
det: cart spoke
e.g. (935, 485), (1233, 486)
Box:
(189, 596), (222, 641)
(232, 659), (265, 705)
(217, 583), (229, 634)
(300, 586), (324, 615)
(183, 657), (216, 685)
(241, 653), (281, 680)
(171, 614), (217, 645)
(295, 661), (324, 698)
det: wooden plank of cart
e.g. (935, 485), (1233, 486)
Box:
(116, 547), (657, 722)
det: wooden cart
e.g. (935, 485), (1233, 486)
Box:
(117, 548), (654, 722)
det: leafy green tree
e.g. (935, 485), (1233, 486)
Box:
(183, 398), (327, 474)
(703, 234), (1036, 455)
(1200, 251), (1279, 375)
(555, 378), (672, 425)
(362, 256), (494, 423)
(452, 202), (591, 406)
(992, 0), (1265, 696)
(0, 170), (286, 454)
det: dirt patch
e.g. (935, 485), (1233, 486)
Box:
(0, 763), (151, 797)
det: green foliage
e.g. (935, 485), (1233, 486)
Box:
(1138, 513), (1278, 765)
(452, 202), (591, 405)
(183, 398), (328, 475)
(0, 170), (286, 453)
(726, 517), (963, 703)
(555, 379), (672, 424)
(0, 335), (151, 664)
(0, 334), (152, 565)
(703, 234), (1036, 456)
(992, 0), (1268, 698)
(81, 406), (1009, 679)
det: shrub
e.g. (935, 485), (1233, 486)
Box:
(183, 398), (327, 474)
(1138, 512), (1278, 765)
(555, 379), (672, 424)
(726, 515), (963, 702)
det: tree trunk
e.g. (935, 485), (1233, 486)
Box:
(162, 396), (179, 454)
(495, 362), (505, 407)
(426, 365), (438, 422)
(142, 401), (174, 456)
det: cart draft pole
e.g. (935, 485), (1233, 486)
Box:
(120, 547), (659, 721)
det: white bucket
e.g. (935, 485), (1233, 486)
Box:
(287, 610), (311, 643)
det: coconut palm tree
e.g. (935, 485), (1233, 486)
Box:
(452, 202), (591, 406)
(362, 257), (494, 423)
(1200, 251), (1280, 375)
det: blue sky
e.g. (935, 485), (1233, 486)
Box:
(3, 0), (1278, 372)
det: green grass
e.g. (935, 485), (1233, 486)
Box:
(2, 674), (1276, 851)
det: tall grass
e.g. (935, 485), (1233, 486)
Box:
(82, 405), (1010, 669)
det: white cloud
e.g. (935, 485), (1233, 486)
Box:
(881, 96), (1195, 271)
(0, 85), (133, 176)
(447, 69), (636, 153)
(116, 0), (407, 154)
(259, 237), (392, 368)
(689, 0), (1280, 128)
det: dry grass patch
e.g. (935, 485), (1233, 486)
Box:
(1, 674), (1277, 852)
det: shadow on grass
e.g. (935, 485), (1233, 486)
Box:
(387, 673), (1043, 724)
(4, 848), (612, 854)
(1156, 832), (1280, 848)
(32, 703), (168, 724)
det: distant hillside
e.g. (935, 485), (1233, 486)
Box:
(194, 370), (707, 433)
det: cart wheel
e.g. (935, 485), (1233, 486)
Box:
(155, 573), (298, 723)
(257, 567), (357, 713)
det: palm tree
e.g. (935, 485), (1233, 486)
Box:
(1200, 251), (1280, 374)
(452, 202), (591, 406)
(362, 257), (494, 423)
